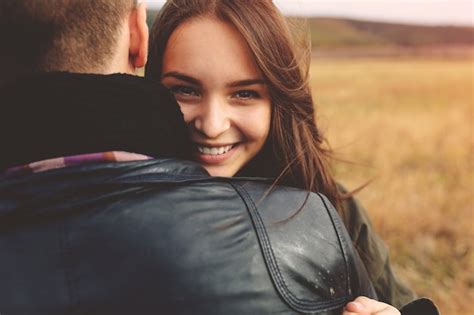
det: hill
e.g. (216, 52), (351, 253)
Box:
(147, 10), (160, 29)
(306, 18), (474, 48)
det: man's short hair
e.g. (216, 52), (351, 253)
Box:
(0, 0), (135, 73)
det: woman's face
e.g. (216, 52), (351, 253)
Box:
(161, 17), (271, 177)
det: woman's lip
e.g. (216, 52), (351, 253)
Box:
(194, 143), (239, 164)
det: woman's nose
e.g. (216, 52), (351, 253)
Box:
(193, 98), (231, 139)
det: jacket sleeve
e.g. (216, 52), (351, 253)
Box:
(399, 298), (439, 315)
(339, 191), (417, 308)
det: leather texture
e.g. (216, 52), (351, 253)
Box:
(0, 159), (376, 314)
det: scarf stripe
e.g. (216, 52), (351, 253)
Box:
(4, 151), (152, 177)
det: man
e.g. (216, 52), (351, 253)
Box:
(0, 1), (434, 314)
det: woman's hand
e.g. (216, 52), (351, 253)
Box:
(343, 296), (401, 315)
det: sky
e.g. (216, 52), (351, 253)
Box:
(144, 0), (473, 26)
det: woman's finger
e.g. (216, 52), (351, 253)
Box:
(345, 296), (401, 315)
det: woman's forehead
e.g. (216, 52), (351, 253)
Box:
(162, 17), (262, 81)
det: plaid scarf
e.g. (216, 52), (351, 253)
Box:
(4, 151), (152, 177)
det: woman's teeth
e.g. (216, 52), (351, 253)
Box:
(197, 144), (233, 155)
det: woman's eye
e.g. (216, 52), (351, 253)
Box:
(234, 90), (260, 99)
(170, 85), (198, 97)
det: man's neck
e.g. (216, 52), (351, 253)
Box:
(0, 61), (32, 87)
(0, 72), (192, 170)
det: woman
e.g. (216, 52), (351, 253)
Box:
(146, 0), (416, 313)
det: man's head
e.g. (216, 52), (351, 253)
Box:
(0, 0), (148, 83)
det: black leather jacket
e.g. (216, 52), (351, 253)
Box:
(0, 159), (376, 314)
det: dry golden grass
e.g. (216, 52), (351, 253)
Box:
(311, 58), (473, 314)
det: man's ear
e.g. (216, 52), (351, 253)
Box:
(129, 2), (149, 68)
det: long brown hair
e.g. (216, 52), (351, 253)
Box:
(146, 0), (343, 213)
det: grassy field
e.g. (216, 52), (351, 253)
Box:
(310, 58), (473, 314)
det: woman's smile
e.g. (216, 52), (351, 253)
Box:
(193, 142), (239, 165)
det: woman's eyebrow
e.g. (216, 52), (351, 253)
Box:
(226, 79), (265, 88)
(161, 71), (201, 86)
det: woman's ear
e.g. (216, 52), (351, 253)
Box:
(129, 2), (149, 68)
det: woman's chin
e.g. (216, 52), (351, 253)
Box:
(204, 166), (237, 177)
(202, 165), (238, 178)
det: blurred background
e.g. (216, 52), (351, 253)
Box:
(146, 1), (473, 314)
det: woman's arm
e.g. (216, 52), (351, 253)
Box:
(339, 186), (416, 308)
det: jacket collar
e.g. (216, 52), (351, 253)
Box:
(0, 72), (193, 170)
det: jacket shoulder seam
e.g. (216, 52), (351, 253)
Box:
(230, 182), (348, 313)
